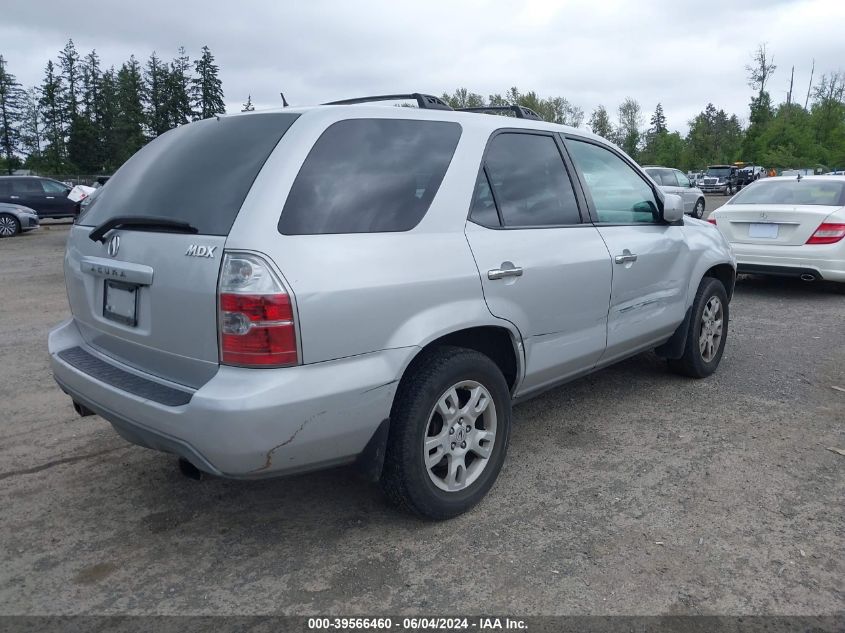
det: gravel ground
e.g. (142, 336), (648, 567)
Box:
(1, 207), (843, 616)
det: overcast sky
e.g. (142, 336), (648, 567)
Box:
(2, 0), (843, 133)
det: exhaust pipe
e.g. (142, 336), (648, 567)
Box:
(178, 458), (204, 481)
(800, 273), (816, 282)
(72, 401), (96, 417)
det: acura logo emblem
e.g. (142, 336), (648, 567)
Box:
(107, 235), (120, 257)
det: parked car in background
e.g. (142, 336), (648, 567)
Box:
(0, 176), (80, 219)
(644, 166), (707, 218)
(709, 176), (845, 285)
(736, 165), (766, 189)
(49, 96), (736, 519)
(0, 202), (40, 237)
(700, 165), (739, 196)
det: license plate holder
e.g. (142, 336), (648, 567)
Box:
(103, 280), (139, 327)
(748, 223), (779, 239)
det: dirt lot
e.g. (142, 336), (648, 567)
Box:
(1, 205), (843, 616)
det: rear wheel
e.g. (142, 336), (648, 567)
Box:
(381, 346), (511, 520)
(0, 214), (20, 237)
(692, 198), (705, 219)
(669, 277), (729, 378)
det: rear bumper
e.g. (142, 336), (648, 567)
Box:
(732, 242), (845, 282)
(49, 319), (412, 477)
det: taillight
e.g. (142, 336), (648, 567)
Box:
(806, 223), (845, 245)
(218, 252), (298, 367)
(707, 217), (717, 225)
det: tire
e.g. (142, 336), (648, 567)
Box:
(668, 277), (729, 378)
(724, 184), (732, 196)
(0, 214), (20, 237)
(380, 346), (511, 520)
(692, 198), (705, 219)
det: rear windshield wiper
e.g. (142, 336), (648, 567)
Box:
(88, 216), (199, 243)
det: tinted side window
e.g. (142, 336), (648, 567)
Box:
(80, 113), (300, 235)
(13, 179), (42, 194)
(279, 119), (461, 235)
(469, 169), (500, 227)
(41, 179), (68, 194)
(567, 140), (659, 223)
(483, 133), (580, 227)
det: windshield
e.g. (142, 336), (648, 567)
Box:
(730, 180), (845, 206)
(707, 167), (731, 177)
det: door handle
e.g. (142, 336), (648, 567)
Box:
(488, 263), (523, 280)
(614, 250), (638, 265)
(9, 195), (19, 199)
(46, 196), (55, 199)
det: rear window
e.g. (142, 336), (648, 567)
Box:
(278, 118), (461, 235)
(730, 180), (845, 206)
(79, 113), (300, 235)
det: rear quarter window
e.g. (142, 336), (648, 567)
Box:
(278, 118), (461, 235)
(79, 113), (300, 235)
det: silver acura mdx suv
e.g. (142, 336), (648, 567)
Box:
(49, 94), (736, 519)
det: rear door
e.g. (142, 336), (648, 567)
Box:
(564, 137), (691, 364)
(464, 130), (612, 394)
(10, 178), (45, 214)
(66, 113), (299, 388)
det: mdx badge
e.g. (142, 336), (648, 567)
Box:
(185, 245), (217, 258)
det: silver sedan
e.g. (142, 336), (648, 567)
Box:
(0, 202), (40, 237)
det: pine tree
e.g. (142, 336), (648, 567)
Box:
(98, 68), (120, 171)
(192, 46), (225, 119)
(0, 55), (25, 174)
(113, 56), (146, 166)
(241, 94), (255, 112)
(588, 105), (614, 139)
(145, 52), (170, 136)
(39, 60), (65, 172)
(20, 87), (42, 168)
(649, 103), (667, 135)
(58, 39), (81, 122)
(165, 47), (194, 127)
(81, 50), (101, 119)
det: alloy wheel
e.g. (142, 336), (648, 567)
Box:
(699, 296), (723, 362)
(0, 216), (18, 237)
(423, 380), (497, 492)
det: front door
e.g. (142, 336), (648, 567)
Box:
(464, 131), (612, 395)
(564, 138), (691, 365)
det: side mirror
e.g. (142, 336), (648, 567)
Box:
(662, 194), (684, 222)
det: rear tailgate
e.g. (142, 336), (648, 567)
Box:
(717, 204), (841, 246)
(67, 113), (299, 388)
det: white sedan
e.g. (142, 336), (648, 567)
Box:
(708, 176), (845, 283)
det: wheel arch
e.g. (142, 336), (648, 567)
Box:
(401, 325), (523, 394)
(703, 263), (736, 301)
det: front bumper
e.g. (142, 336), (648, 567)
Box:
(49, 319), (412, 477)
(732, 242), (845, 282)
(700, 183), (727, 193)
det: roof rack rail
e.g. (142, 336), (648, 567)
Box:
(322, 93), (453, 111)
(456, 105), (543, 121)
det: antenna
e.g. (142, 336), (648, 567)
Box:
(280, 92), (289, 108)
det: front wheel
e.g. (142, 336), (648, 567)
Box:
(669, 277), (729, 378)
(692, 198), (705, 219)
(0, 214), (20, 237)
(381, 346), (511, 520)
